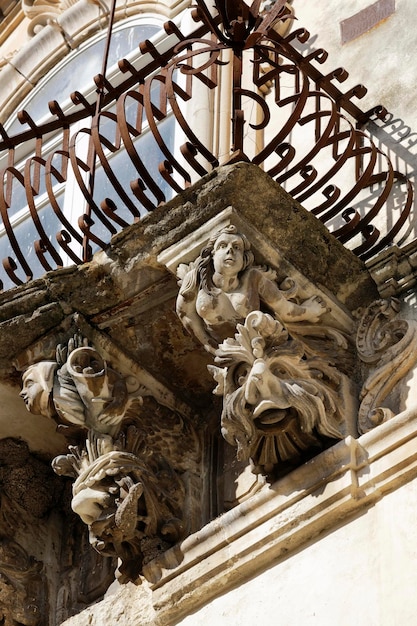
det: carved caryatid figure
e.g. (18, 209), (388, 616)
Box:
(176, 225), (328, 354)
(20, 335), (187, 583)
(176, 224), (351, 473)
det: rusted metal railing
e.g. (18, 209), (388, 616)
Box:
(0, 0), (413, 289)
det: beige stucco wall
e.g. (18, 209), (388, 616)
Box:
(291, 1), (413, 123)
(266, 1), (417, 249)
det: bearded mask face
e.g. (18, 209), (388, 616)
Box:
(209, 312), (345, 473)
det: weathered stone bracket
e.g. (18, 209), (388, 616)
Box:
(19, 321), (200, 583)
(161, 208), (357, 476)
(165, 211), (417, 475)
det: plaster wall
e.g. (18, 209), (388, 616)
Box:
(291, 1), (414, 125)
(290, 1), (417, 210)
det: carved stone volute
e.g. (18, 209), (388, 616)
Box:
(356, 298), (417, 433)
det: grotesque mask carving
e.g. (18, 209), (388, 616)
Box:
(209, 311), (347, 474)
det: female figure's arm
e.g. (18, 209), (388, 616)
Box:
(176, 292), (218, 354)
(257, 270), (327, 322)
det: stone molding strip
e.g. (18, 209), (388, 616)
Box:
(141, 406), (417, 623)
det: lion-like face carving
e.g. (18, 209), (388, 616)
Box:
(209, 312), (344, 473)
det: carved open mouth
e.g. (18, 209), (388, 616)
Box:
(253, 400), (290, 418)
(253, 407), (296, 433)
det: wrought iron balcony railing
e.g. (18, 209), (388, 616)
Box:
(0, 0), (413, 289)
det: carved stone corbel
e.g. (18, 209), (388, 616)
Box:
(52, 427), (185, 583)
(19, 331), (196, 583)
(356, 298), (417, 434)
(209, 311), (348, 474)
(169, 217), (355, 475)
(0, 440), (50, 626)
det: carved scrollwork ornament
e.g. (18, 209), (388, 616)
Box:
(53, 428), (185, 583)
(22, 0), (63, 37)
(356, 298), (417, 434)
(20, 334), (187, 583)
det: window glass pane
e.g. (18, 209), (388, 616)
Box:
(91, 115), (175, 244)
(7, 22), (159, 132)
(2, 145), (63, 219)
(0, 194), (65, 289)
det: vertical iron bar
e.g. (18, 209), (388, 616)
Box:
(82, 0), (117, 262)
(232, 46), (244, 157)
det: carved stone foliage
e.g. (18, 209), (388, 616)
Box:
(20, 334), (195, 583)
(176, 224), (352, 475)
(53, 427), (185, 583)
(356, 298), (417, 434)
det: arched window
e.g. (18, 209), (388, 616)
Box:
(0, 15), (179, 289)
(6, 17), (161, 133)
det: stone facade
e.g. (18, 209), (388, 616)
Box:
(0, 162), (416, 623)
(1, 1), (417, 625)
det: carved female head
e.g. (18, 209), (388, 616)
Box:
(20, 361), (57, 417)
(198, 225), (254, 293)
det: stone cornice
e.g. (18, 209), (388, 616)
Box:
(143, 406), (417, 623)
